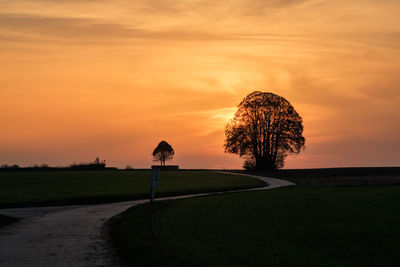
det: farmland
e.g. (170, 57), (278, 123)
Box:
(0, 170), (265, 208)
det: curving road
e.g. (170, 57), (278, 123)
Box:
(0, 173), (294, 267)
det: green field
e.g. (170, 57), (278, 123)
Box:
(245, 167), (400, 186)
(112, 186), (400, 267)
(0, 170), (265, 208)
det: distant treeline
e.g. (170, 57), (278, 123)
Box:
(0, 158), (117, 172)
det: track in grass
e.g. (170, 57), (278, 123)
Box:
(112, 186), (400, 267)
(0, 170), (265, 208)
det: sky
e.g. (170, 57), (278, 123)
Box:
(1, 0), (399, 169)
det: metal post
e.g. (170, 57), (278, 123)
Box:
(151, 187), (155, 203)
(150, 167), (159, 203)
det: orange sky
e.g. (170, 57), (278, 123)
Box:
(1, 0), (400, 169)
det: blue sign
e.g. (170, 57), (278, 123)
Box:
(151, 168), (159, 188)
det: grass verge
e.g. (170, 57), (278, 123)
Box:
(0, 170), (265, 208)
(111, 186), (400, 267)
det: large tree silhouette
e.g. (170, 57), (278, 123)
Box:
(224, 91), (305, 170)
(153, 141), (174, 166)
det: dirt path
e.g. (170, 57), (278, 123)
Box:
(0, 173), (294, 267)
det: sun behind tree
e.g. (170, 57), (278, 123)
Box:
(152, 141), (175, 166)
(224, 91), (305, 171)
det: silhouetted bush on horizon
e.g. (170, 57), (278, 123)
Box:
(0, 164), (20, 169)
(0, 158), (117, 172)
(69, 157), (106, 170)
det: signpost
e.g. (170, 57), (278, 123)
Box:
(150, 167), (159, 203)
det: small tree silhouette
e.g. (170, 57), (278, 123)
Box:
(153, 141), (174, 166)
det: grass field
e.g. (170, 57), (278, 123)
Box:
(245, 167), (400, 186)
(112, 186), (400, 267)
(0, 170), (265, 208)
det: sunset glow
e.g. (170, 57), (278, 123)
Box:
(1, 0), (399, 168)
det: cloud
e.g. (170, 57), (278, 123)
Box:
(0, 12), (307, 46)
(0, 13), (138, 40)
